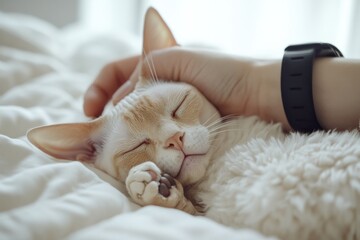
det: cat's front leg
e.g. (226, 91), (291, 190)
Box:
(125, 161), (198, 215)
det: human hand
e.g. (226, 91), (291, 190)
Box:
(83, 55), (139, 117)
(83, 47), (264, 119)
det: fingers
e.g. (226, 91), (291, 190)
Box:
(111, 63), (141, 105)
(109, 47), (189, 107)
(84, 47), (198, 117)
(83, 55), (139, 117)
(144, 47), (191, 83)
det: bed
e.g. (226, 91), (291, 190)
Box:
(0, 12), (276, 240)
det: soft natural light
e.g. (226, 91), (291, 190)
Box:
(79, 0), (140, 35)
(78, 0), (360, 58)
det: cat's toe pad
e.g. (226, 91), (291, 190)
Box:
(158, 173), (176, 197)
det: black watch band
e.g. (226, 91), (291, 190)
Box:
(281, 43), (343, 132)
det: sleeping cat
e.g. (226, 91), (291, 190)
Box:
(28, 7), (360, 240)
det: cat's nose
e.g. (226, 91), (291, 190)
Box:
(164, 132), (184, 151)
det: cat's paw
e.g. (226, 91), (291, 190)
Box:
(125, 161), (184, 208)
(126, 161), (162, 204)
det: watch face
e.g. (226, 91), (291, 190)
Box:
(285, 43), (343, 57)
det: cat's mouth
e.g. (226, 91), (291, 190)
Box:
(175, 153), (207, 178)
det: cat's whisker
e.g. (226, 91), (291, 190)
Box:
(204, 115), (235, 129)
(208, 123), (240, 131)
(208, 128), (242, 137)
(205, 120), (225, 130)
(148, 52), (159, 82)
(207, 122), (227, 129)
(143, 50), (157, 83)
(207, 121), (236, 133)
(208, 126), (231, 134)
(208, 119), (236, 129)
(202, 113), (220, 127)
(205, 118), (223, 129)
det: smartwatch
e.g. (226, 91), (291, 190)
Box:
(281, 43), (343, 132)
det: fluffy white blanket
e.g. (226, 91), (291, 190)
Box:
(0, 13), (275, 240)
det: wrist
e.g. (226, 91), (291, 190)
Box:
(251, 59), (291, 130)
(313, 58), (360, 130)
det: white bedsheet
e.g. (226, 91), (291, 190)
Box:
(0, 12), (274, 240)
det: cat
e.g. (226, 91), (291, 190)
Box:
(28, 7), (360, 240)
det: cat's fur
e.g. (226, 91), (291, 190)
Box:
(28, 8), (360, 240)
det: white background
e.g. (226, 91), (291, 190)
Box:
(2, 0), (360, 58)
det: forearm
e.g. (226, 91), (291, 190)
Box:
(254, 58), (360, 131)
(313, 58), (360, 130)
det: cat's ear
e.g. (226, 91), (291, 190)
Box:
(138, 7), (178, 87)
(143, 7), (177, 55)
(27, 118), (105, 162)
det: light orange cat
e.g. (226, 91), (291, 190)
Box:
(28, 8), (220, 215)
(28, 7), (360, 240)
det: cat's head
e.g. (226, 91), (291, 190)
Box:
(27, 8), (221, 186)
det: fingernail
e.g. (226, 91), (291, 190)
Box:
(84, 86), (106, 117)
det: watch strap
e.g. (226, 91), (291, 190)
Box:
(281, 43), (343, 132)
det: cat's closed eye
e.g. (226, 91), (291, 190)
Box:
(123, 138), (151, 155)
(172, 93), (189, 119)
